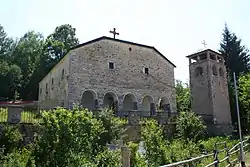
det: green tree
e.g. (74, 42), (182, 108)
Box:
(175, 80), (191, 112)
(11, 31), (44, 100)
(238, 73), (250, 131)
(43, 24), (79, 67)
(219, 23), (250, 79)
(0, 25), (15, 62)
(0, 61), (22, 100)
(175, 112), (206, 142)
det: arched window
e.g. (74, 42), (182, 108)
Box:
(219, 68), (224, 77)
(195, 67), (203, 77)
(212, 65), (217, 76)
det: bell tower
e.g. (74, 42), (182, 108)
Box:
(187, 49), (232, 135)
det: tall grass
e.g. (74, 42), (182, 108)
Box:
(0, 108), (42, 123)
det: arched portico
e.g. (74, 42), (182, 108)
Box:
(103, 92), (118, 114)
(142, 95), (156, 115)
(81, 90), (98, 110)
(158, 97), (170, 112)
(122, 93), (138, 111)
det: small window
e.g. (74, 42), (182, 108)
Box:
(212, 65), (217, 76)
(109, 62), (114, 69)
(195, 67), (203, 77)
(144, 67), (149, 74)
(51, 78), (54, 85)
(40, 88), (42, 94)
(219, 68), (224, 77)
(46, 84), (48, 93)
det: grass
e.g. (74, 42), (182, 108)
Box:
(0, 108), (42, 124)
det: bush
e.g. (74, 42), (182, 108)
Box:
(0, 124), (23, 154)
(176, 111), (207, 142)
(96, 149), (121, 167)
(128, 142), (147, 167)
(2, 148), (35, 167)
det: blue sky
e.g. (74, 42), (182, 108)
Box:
(1, 0), (250, 82)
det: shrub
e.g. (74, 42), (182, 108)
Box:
(96, 149), (121, 167)
(128, 142), (147, 167)
(176, 111), (207, 142)
(0, 124), (23, 154)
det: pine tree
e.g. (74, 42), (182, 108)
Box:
(219, 23), (250, 79)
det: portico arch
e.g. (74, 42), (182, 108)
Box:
(142, 96), (154, 111)
(142, 95), (155, 116)
(81, 90), (98, 110)
(103, 92), (118, 110)
(158, 97), (170, 112)
(122, 93), (137, 111)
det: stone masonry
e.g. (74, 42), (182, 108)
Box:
(187, 49), (232, 135)
(38, 36), (177, 115)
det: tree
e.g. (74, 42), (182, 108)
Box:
(238, 73), (250, 132)
(219, 23), (250, 79)
(0, 61), (22, 100)
(43, 24), (79, 67)
(11, 31), (44, 100)
(0, 24), (15, 62)
(175, 80), (191, 112)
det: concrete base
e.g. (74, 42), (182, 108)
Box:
(206, 123), (233, 136)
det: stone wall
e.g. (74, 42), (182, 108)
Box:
(38, 50), (72, 109)
(68, 39), (176, 113)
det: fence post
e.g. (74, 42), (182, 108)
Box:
(214, 149), (219, 167)
(225, 142), (231, 166)
(121, 146), (130, 167)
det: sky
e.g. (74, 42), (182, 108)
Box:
(0, 0), (250, 82)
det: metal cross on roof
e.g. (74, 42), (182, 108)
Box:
(109, 28), (119, 39)
(202, 40), (207, 48)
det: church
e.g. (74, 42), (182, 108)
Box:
(38, 34), (177, 116)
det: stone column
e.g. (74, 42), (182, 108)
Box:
(7, 105), (23, 124)
(121, 146), (130, 167)
(94, 99), (99, 110)
(113, 101), (118, 115)
(150, 103), (156, 116)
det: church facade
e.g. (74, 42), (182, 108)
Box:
(38, 36), (177, 115)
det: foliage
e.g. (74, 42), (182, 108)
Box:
(175, 111), (207, 142)
(93, 109), (125, 152)
(0, 23), (79, 101)
(1, 148), (36, 167)
(140, 119), (169, 166)
(238, 73), (250, 131)
(96, 149), (122, 167)
(0, 124), (23, 154)
(219, 23), (250, 78)
(128, 142), (147, 167)
(33, 107), (104, 166)
(175, 79), (191, 112)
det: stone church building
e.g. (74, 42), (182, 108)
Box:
(38, 36), (177, 115)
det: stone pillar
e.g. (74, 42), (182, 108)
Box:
(113, 101), (118, 115)
(94, 99), (99, 110)
(132, 102), (138, 110)
(121, 146), (130, 167)
(150, 103), (156, 116)
(163, 104), (170, 112)
(7, 105), (23, 124)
